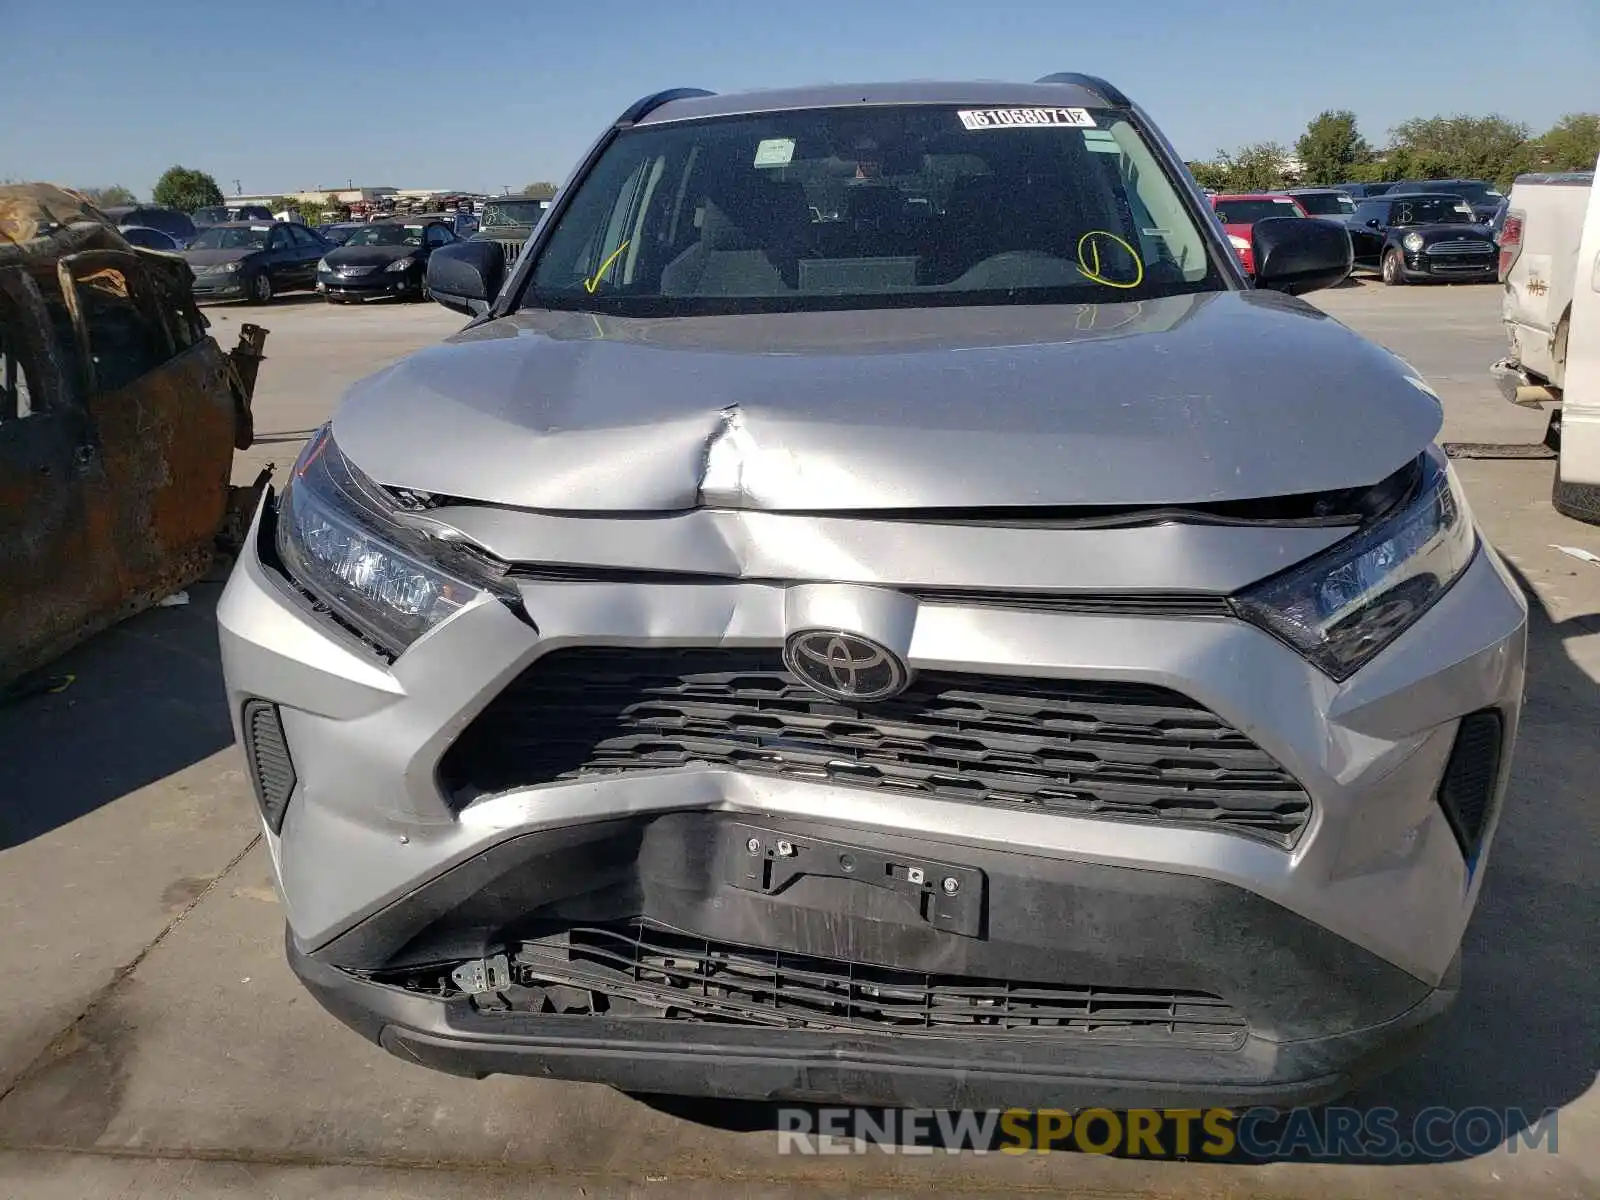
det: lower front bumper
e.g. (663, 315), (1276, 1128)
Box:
(1402, 254), (1497, 282)
(287, 814), (1458, 1110)
(319, 273), (422, 299)
(191, 278), (247, 299)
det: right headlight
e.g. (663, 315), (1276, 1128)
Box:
(275, 425), (520, 657)
(1402, 232), (1425, 252)
(317, 257), (332, 272)
(1230, 450), (1477, 681)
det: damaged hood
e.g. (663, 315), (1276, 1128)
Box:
(331, 291), (1443, 512)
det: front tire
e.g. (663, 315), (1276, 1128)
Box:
(1381, 250), (1406, 286)
(248, 271), (274, 304)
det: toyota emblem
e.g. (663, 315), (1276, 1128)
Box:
(782, 630), (910, 703)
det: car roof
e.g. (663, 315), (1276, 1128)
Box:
(638, 80), (1115, 125)
(1212, 193), (1297, 201)
(204, 220), (284, 228)
(1380, 193), (1467, 201)
(1287, 187), (1347, 194)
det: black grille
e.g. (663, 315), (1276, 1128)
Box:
(476, 923), (1246, 1045)
(440, 649), (1312, 846)
(242, 699), (295, 833)
(1438, 709), (1504, 855)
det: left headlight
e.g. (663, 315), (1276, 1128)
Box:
(385, 256), (418, 272)
(275, 425), (519, 657)
(1230, 450), (1477, 681)
(1402, 232), (1424, 252)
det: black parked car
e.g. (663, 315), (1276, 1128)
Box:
(316, 222), (364, 246)
(181, 221), (331, 303)
(1332, 182), (1395, 200)
(100, 204), (199, 248)
(193, 204), (277, 228)
(1386, 179), (1504, 224)
(1346, 193), (1498, 285)
(1286, 188), (1357, 222)
(317, 217), (456, 303)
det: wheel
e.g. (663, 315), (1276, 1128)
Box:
(411, 274), (431, 303)
(247, 271), (274, 304)
(1381, 249), (1406, 286)
(1552, 455), (1600, 524)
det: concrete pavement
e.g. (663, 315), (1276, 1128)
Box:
(0, 284), (1595, 1198)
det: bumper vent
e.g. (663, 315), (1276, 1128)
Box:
(440, 648), (1313, 846)
(408, 923), (1248, 1046)
(242, 699), (296, 833)
(1438, 709), (1505, 857)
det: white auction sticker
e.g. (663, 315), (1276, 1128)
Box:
(957, 107), (1097, 130)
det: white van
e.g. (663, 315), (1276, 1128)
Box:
(1492, 162), (1600, 521)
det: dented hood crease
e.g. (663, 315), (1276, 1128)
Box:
(330, 291), (1443, 512)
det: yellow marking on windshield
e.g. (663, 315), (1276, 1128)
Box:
(584, 239), (631, 294)
(1076, 230), (1144, 289)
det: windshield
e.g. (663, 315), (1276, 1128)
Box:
(344, 224), (428, 247)
(523, 106), (1221, 315)
(483, 200), (548, 228)
(1293, 192), (1356, 216)
(189, 225), (270, 249)
(192, 207), (228, 224)
(1212, 197), (1304, 224)
(1390, 197), (1475, 226)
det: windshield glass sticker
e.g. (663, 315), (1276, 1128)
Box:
(1082, 129), (1121, 153)
(957, 107), (1096, 131)
(1076, 230), (1144, 289)
(754, 138), (796, 168)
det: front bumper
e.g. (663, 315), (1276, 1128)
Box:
(318, 268), (423, 298)
(1400, 251), (1498, 282)
(190, 272), (247, 298)
(286, 817), (1460, 1110)
(218, 494), (1526, 1104)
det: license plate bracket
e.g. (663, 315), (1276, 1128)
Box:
(721, 822), (985, 938)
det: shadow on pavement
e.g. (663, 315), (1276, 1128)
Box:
(633, 564), (1599, 1168)
(0, 578), (234, 851)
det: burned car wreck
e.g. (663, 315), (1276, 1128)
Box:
(220, 79), (1526, 1110)
(1, 184), (267, 686)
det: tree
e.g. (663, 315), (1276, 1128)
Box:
(521, 181), (558, 199)
(1510, 113), (1600, 177)
(82, 184), (138, 207)
(1213, 142), (1292, 192)
(1388, 115), (1528, 183)
(1295, 111), (1371, 185)
(151, 165), (224, 213)
(1186, 160), (1229, 191)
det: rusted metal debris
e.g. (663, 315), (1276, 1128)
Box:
(1, 184), (271, 686)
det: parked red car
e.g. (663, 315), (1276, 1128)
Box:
(1210, 193), (1308, 275)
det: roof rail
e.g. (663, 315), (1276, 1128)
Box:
(1034, 73), (1130, 108)
(617, 88), (717, 127)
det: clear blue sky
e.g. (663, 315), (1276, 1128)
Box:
(2, 0), (1594, 199)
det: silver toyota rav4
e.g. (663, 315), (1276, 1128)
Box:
(219, 76), (1527, 1110)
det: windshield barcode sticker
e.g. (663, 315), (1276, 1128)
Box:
(957, 107), (1097, 130)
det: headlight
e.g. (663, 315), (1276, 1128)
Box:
(1228, 234), (1251, 251)
(275, 426), (519, 656)
(222, 260), (243, 273)
(385, 256), (418, 272)
(1230, 451), (1477, 681)
(1402, 232), (1424, 252)
(317, 257), (331, 272)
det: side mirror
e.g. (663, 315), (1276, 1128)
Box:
(426, 240), (505, 316)
(1252, 216), (1352, 296)
(1365, 218), (1381, 228)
